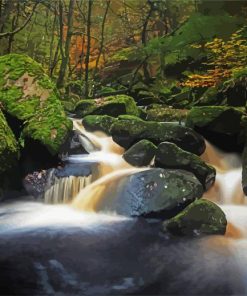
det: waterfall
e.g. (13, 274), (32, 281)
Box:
(44, 119), (133, 204)
(44, 174), (92, 204)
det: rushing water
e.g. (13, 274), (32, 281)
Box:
(1, 122), (247, 295)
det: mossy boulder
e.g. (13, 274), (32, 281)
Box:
(0, 54), (72, 154)
(75, 95), (140, 118)
(164, 199), (227, 236)
(186, 106), (244, 151)
(110, 117), (206, 155)
(146, 105), (188, 122)
(155, 142), (216, 190)
(123, 140), (157, 167)
(82, 115), (117, 134)
(186, 106), (243, 135)
(0, 109), (19, 174)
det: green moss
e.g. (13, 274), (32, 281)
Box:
(186, 106), (244, 135)
(75, 95), (140, 118)
(164, 199), (227, 236)
(0, 109), (19, 174)
(83, 115), (117, 134)
(0, 54), (72, 154)
(146, 105), (188, 122)
(110, 117), (206, 155)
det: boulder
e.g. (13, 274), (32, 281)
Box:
(186, 106), (244, 151)
(0, 109), (19, 174)
(0, 54), (72, 154)
(163, 199), (227, 236)
(110, 117), (205, 155)
(146, 105), (188, 123)
(75, 95), (140, 118)
(186, 106), (243, 135)
(123, 140), (157, 167)
(59, 130), (88, 157)
(155, 142), (216, 190)
(83, 115), (117, 134)
(94, 168), (204, 218)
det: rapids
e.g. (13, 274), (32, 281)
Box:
(1, 122), (247, 295)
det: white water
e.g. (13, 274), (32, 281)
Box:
(43, 120), (247, 239)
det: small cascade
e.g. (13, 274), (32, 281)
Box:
(44, 119), (133, 204)
(202, 141), (246, 205)
(44, 174), (92, 204)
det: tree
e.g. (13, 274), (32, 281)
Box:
(182, 27), (247, 88)
(56, 0), (75, 88)
(84, 0), (93, 98)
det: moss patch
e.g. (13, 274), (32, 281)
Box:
(75, 95), (140, 118)
(0, 54), (72, 154)
(83, 115), (117, 134)
(0, 109), (19, 174)
(164, 199), (227, 236)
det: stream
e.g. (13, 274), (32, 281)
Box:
(1, 120), (247, 295)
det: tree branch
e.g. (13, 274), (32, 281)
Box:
(0, 2), (39, 38)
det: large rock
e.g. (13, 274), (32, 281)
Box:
(82, 115), (117, 134)
(75, 95), (140, 118)
(0, 54), (72, 154)
(186, 106), (244, 151)
(146, 105), (188, 122)
(110, 117), (205, 155)
(93, 168), (204, 218)
(163, 199), (227, 236)
(123, 140), (157, 167)
(0, 109), (19, 174)
(155, 142), (216, 190)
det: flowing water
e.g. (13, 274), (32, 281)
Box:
(2, 123), (247, 295)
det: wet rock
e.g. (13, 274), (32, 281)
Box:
(123, 140), (157, 167)
(110, 117), (205, 155)
(83, 115), (117, 134)
(163, 199), (227, 236)
(75, 95), (140, 118)
(186, 106), (244, 151)
(97, 168), (204, 218)
(23, 170), (48, 198)
(59, 130), (88, 156)
(155, 142), (216, 190)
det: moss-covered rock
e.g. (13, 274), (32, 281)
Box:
(164, 199), (227, 236)
(186, 106), (243, 135)
(186, 106), (245, 151)
(146, 105), (188, 122)
(0, 109), (19, 174)
(110, 117), (206, 155)
(123, 140), (157, 167)
(0, 54), (72, 154)
(155, 142), (215, 190)
(82, 115), (117, 134)
(75, 95), (140, 118)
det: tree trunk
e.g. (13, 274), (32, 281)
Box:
(141, 4), (153, 83)
(84, 0), (93, 98)
(57, 0), (75, 88)
(92, 0), (110, 81)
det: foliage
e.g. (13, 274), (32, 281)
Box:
(182, 27), (247, 88)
